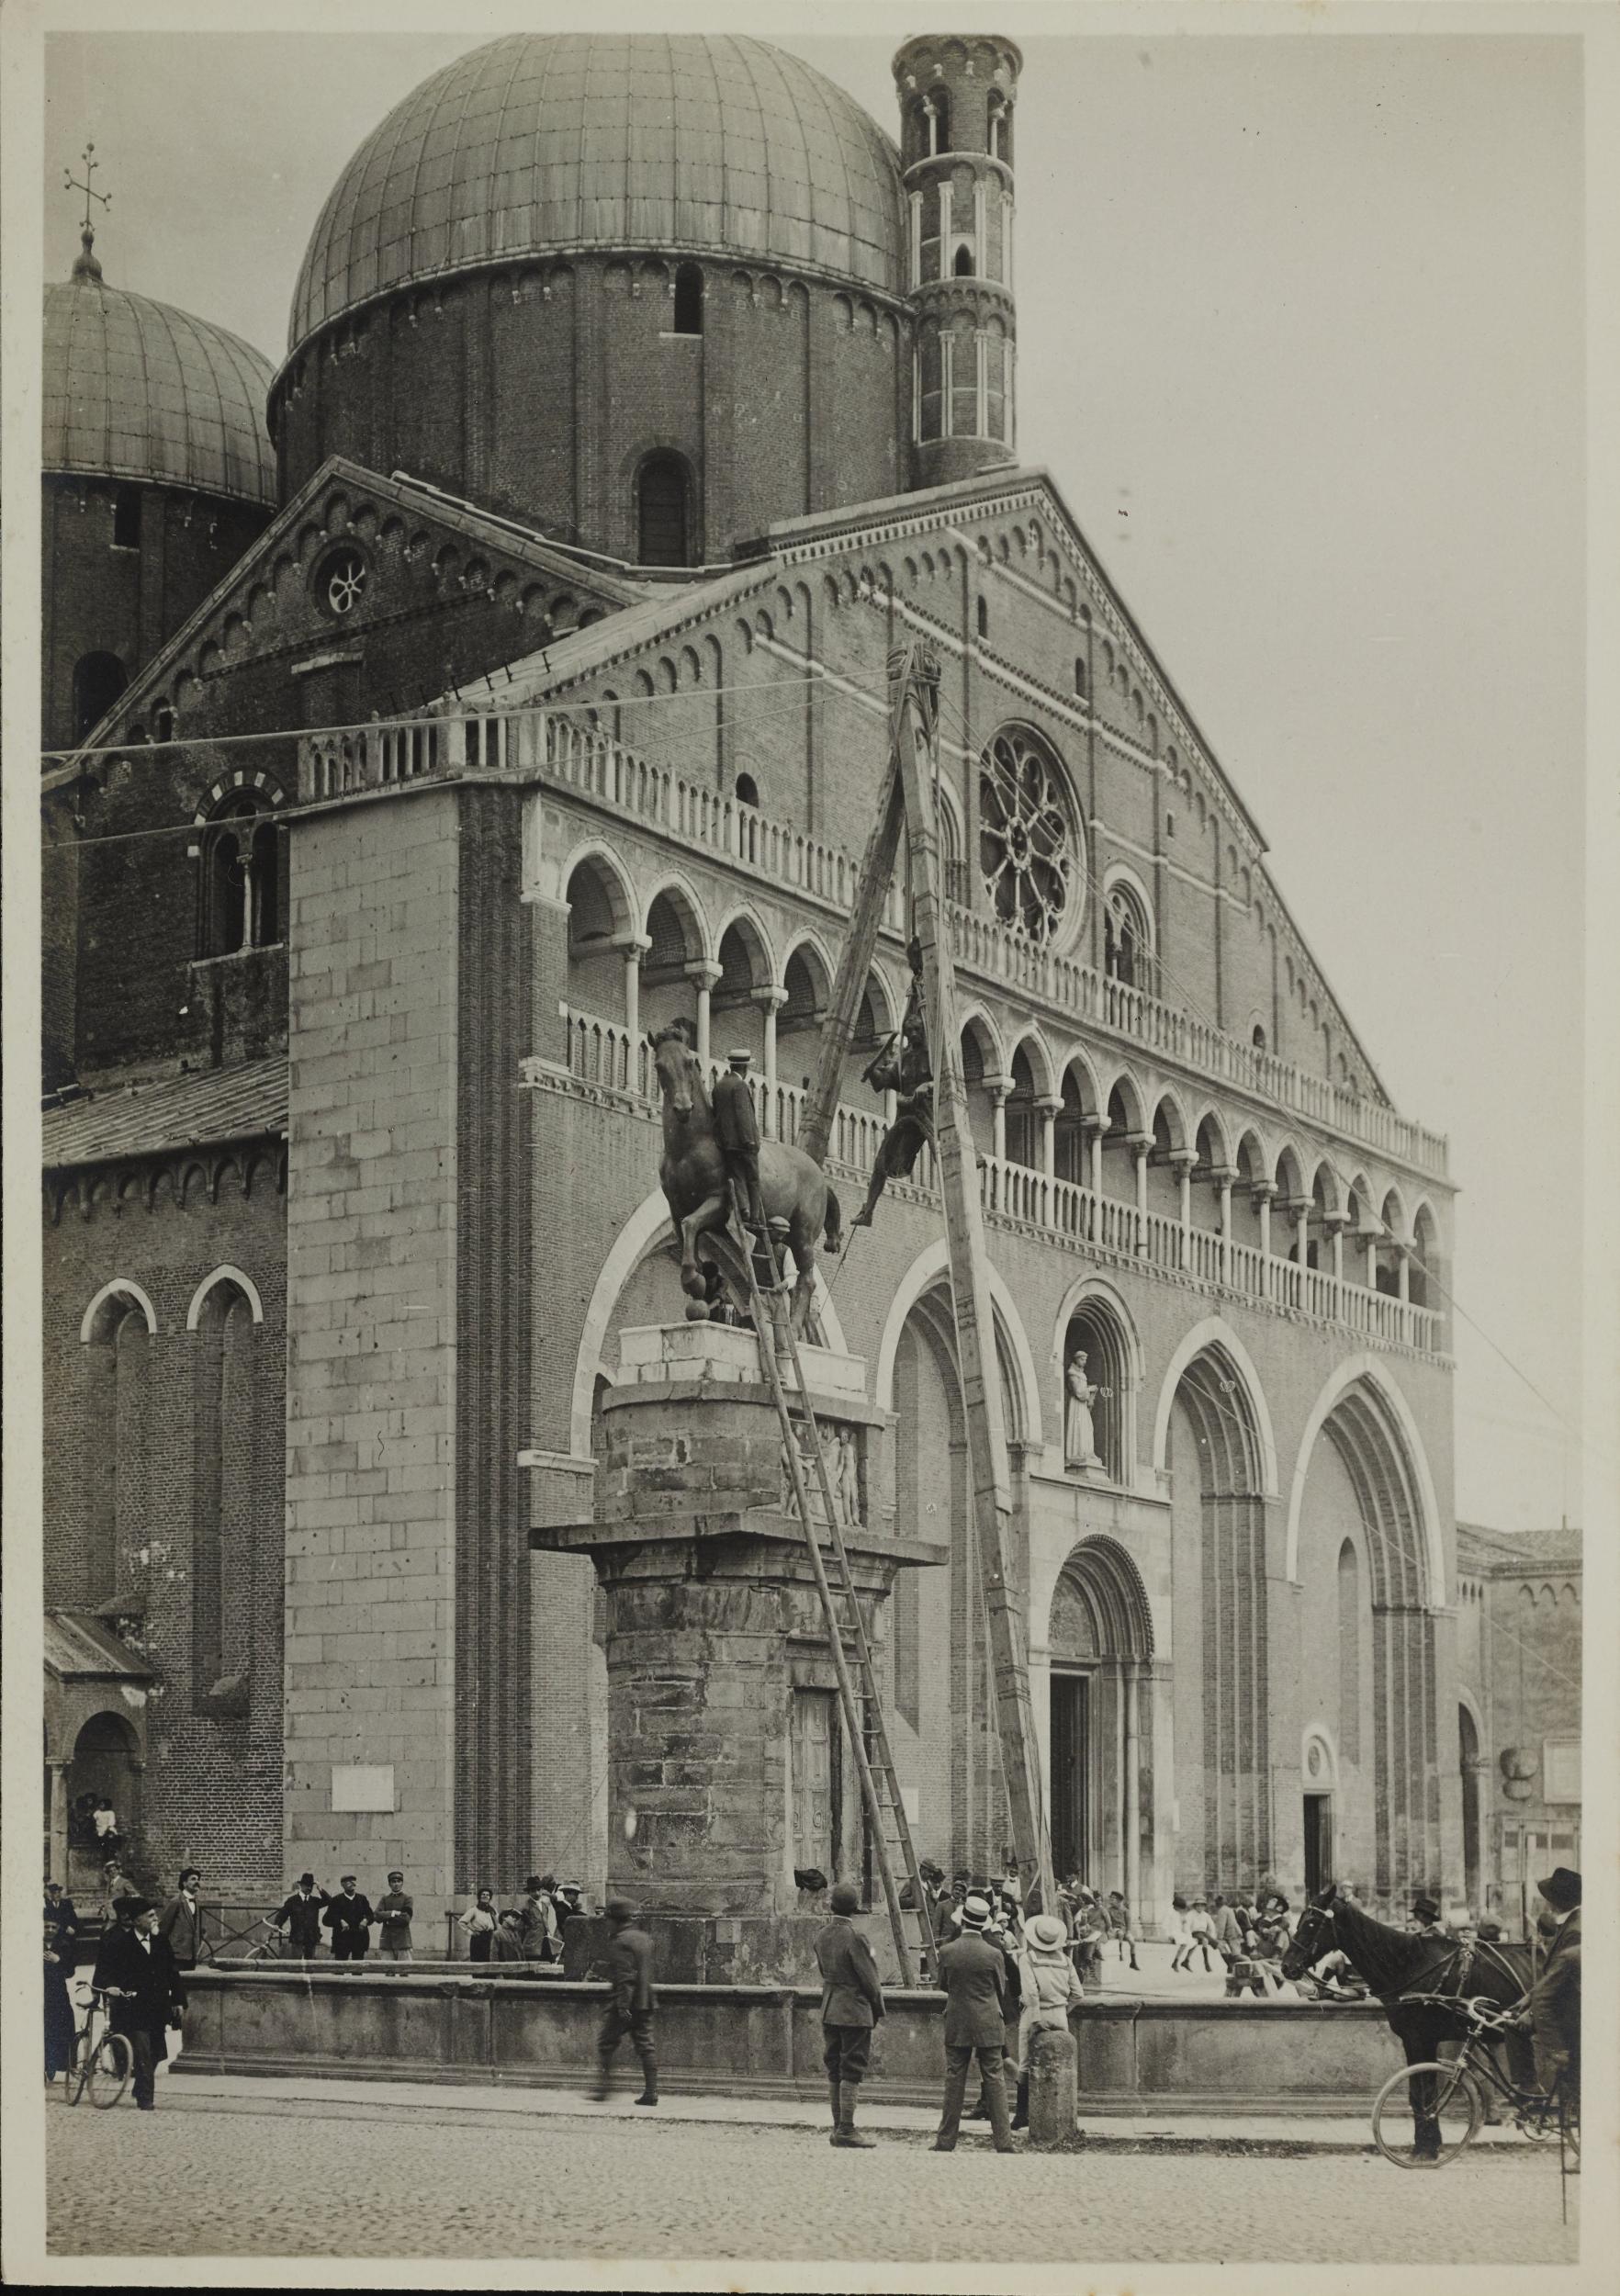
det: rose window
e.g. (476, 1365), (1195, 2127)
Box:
(978, 727), (1076, 943)
(319, 546), (367, 618)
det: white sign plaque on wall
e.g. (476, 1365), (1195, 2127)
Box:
(331, 1764), (396, 1814)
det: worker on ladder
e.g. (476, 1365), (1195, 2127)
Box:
(851, 939), (935, 1229)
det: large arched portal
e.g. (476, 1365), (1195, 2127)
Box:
(1047, 1539), (1153, 1896)
(1301, 1376), (1441, 1902)
(1168, 1346), (1270, 1894)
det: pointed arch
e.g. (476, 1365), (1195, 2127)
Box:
(873, 1235), (1043, 1450)
(1152, 1315), (1278, 1496)
(1286, 1355), (1445, 1602)
(186, 1265), (265, 1330)
(80, 1277), (158, 1341)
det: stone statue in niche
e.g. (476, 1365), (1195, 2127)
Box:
(1064, 1350), (1110, 1472)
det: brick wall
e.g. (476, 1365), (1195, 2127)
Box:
(40, 1161), (287, 1897)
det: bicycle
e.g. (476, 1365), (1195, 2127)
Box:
(64, 1986), (132, 2109)
(1370, 1996), (1579, 2170)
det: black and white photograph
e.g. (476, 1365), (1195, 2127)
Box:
(2, 1), (1614, 2287)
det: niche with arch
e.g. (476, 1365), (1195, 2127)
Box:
(1061, 1295), (1133, 1485)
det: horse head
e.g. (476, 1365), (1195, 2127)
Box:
(1279, 1884), (1337, 1980)
(651, 1025), (701, 1120)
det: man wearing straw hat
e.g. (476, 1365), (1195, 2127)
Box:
(930, 1892), (1015, 2153)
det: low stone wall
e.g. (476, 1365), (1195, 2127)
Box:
(177, 1969), (1405, 2115)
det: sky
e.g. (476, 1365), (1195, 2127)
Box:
(38, 10), (1589, 1528)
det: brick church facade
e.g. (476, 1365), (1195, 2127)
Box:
(43, 32), (1472, 1939)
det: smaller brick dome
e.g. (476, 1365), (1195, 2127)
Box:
(43, 235), (276, 509)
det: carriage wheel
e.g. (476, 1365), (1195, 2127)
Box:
(86, 2032), (132, 2109)
(1371, 2059), (1481, 2167)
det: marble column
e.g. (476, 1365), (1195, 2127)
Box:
(684, 959), (722, 1066)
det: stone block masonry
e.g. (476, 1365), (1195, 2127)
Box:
(284, 787), (462, 1911)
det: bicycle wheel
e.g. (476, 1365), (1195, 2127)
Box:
(86, 2031), (131, 2109)
(64, 2032), (94, 2107)
(1371, 2059), (1482, 2167)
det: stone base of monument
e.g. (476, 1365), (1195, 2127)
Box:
(532, 1322), (944, 1986)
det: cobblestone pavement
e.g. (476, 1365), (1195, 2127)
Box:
(46, 2096), (1577, 2265)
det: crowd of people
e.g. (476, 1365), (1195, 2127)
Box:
(264, 1870), (593, 1964)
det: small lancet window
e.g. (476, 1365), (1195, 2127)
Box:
(976, 595), (989, 638)
(672, 264), (703, 336)
(1074, 657), (1086, 695)
(953, 243), (974, 277)
(735, 771), (759, 809)
(112, 487), (141, 551)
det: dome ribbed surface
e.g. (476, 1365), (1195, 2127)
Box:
(44, 275), (276, 507)
(287, 33), (906, 354)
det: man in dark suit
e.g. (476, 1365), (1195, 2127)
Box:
(274, 1873), (330, 1957)
(321, 1874), (375, 1961)
(91, 1897), (185, 2110)
(44, 1881), (81, 1957)
(931, 1892), (1015, 2152)
(591, 1896), (658, 2105)
(815, 1881), (885, 2149)
(1512, 1866), (1581, 2112)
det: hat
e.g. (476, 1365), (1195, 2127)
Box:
(1538, 1867), (1581, 1913)
(726, 1048), (752, 1066)
(605, 1896), (636, 1922)
(298, 1872), (316, 1887)
(1412, 1894), (1441, 1922)
(387, 1870), (404, 1883)
(524, 1875), (544, 1894)
(830, 1883), (861, 1916)
(341, 1874), (357, 1885)
(120, 1896), (154, 1919)
(919, 1860), (944, 1885)
(1026, 1913), (1068, 1953)
(959, 1893), (993, 1930)
(557, 1880), (581, 1896)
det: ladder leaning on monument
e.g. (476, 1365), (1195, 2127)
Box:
(800, 639), (1057, 1918)
(726, 1178), (936, 1985)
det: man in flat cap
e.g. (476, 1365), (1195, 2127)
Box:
(1511, 1867), (1581, 2115)
(91, 1897), (185, 2110)
(592, 1896), (658, 2106)
(711, 1048), (766, 1237)
(321, 1874), (375, 1961)
(816, 1881), (885, 2149)
(930, 1892), (1015, 2152)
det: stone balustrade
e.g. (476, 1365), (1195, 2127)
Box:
(299, 704), (1449, 1179)
(557, 1007), (1443, 1356)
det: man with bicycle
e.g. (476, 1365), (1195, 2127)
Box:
(91, 1897), (185, 2110)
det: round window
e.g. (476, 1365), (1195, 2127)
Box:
(977, 726), (1077, 945)
(317, 545), (367, 618)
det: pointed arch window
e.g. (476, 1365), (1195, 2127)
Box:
(73, 652), (127, 743)
(1104, 878), (1153, 990)
(191, 1280), (257, 1711)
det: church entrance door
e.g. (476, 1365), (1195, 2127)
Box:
(1050, 1671), (1090, 1882)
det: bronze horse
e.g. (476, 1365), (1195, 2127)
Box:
(651, 1027), (841, 1332)
(1281, 1885), (1534, 2160)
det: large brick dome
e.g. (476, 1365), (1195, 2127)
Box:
(44, 253), (276, 509)
(287, 32), (906, 355)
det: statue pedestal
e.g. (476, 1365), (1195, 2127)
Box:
(533, 1322), (942, 1981)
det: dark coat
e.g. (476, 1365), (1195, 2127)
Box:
(815, 1916), (885, 2028)
(44, 1894), (81, 1947)
(605, 1922), (656, 2015)
(276, 1887), (329, 1953)
(321, 1889), (374, 1940)
(935, 1931), (1009, 2048)
(711, 1069), (759, 1154)
(1528, 1908), (1581, 2071)
(157, 1891), (205, 1964)
(92, 1925), (185, 2058)
(44, 1946), (77, 2075)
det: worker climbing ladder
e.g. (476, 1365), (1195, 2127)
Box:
(802, 640), (1056, 1915)
(725, 1183), (935, 1983)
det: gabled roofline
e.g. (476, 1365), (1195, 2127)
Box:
(40, 457), (641, 794)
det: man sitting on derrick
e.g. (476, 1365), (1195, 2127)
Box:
(852, 939), (935, 1229)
